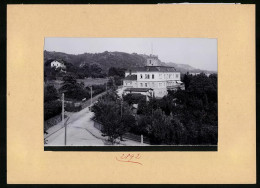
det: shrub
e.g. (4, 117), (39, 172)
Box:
(65, 103), (82, 112)
(44, 85), (58, 102)
(44, 100), (62, 120)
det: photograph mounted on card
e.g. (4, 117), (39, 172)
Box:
(43, 37), (218, 151)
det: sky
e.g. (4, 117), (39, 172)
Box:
(44, 38), (217, 71)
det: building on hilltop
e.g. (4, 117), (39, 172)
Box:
(50, 60), (66, 70)
(122, 55), (184, 98)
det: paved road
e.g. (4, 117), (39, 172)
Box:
(45, 107), (104, 146)
(45, 87), (147, 146)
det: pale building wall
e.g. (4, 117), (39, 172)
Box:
(123, 71), (182, 98)
(51, 61), (65, 69)
(123, 80), (137, 87)
(136, 72), (180, 82)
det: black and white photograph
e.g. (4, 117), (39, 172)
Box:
(44, 38), (218, 147)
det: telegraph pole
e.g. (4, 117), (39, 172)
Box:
(62, 93), (67, 146)
(62, 93), (64, 124)
(90, 85), (93, 106)
(121, 97), (123, 117)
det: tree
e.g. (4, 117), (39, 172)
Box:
(182, 72), (192, 89)
(91, 91), (135, 144)
(44, 85), (58, 102)
(123, 93), (146, 105)
(90, 64), (103, 78)
(148, 109), (172, 145)
(59, 75), (89, 101)
(108, 67), (126, 78)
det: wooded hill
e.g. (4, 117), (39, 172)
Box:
(44, 50), (216, 74)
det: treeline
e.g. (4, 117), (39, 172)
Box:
(44, 61), (107, 81)
(92, 73), (218, 145)
(44, 50), (147, 71)
(44, 59), (126, 82)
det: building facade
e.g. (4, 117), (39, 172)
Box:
(51, 60), (66, 69)
(123, 55), (184, 98)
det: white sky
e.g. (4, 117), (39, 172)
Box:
(44, 38), (217, 71)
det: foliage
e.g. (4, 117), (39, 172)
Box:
(44, 100), (62, 120)
(108, 67), (126, 78)
(44, 85), (61, 120)
(65, 103), (82, 112)
(44, 85), (58, 102)
(59, 75), (90, 101)
(91, 91), (136, 144)
(126, 73), (218, 145)
(123, 93), (146, 105)
(89, 84), (106, 96)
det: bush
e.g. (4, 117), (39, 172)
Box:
(91, 84), (106, 96)
(44, 85), (58, 102)
(123, 93), (146, 105)
(65, 103), (82, 112)
(44, 100), (62, 120)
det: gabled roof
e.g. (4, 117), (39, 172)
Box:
(124, 88), (153, 92)
(126, 66), (177, 73)
(124, 74), (137, 81)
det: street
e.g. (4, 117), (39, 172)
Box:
(44, 91), (147, 146)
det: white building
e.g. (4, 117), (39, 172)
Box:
(123, 55), (184, 98)
(51, 60), (66, 69)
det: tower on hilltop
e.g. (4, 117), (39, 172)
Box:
(146, 43), (160, 66)
(146, 54), (160, 66)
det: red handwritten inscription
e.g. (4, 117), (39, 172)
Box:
(115, 153), (142, 165)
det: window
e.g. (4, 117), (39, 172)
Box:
(140, 74), (143, 79)
(145, 83), (147, 87)
(150, 60), (152, 64)
(159, 74), (162, 79)
(145, 74), (149, 79)
(152, 74), (154, 79)
(176, 74), (179, 78)
(140, 83), (143, 87)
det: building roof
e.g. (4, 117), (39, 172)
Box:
(124, 88), (153, 92)
(124, 75), (137, 81)
(126, 66), (177, 73)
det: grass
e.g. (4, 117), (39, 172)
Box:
(47, 78), (108, 90)
(77, 78), (108, 87)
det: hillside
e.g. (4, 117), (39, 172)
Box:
(44, 51), (147, 71)
(165, 62), (216, 74)
(44, 50), (216, 74)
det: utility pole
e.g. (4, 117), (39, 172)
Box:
(62, 93), (67, 146)
(121, 98), (123, 117)
(90, 85), (93, 107)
